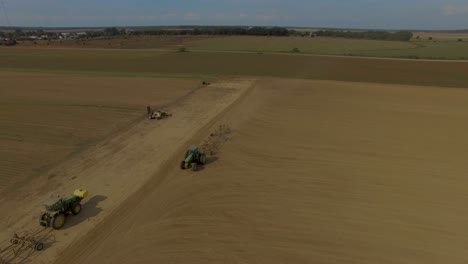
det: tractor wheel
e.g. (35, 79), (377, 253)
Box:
(50, 213), (66, 229)
(34, 242), (44, 251)
(199, 154), (206, 165)
(191, 162), (198, 171)
(72, 203), (82, 215)
(180, 161), (186, 170)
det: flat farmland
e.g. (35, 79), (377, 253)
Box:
(12, 34), (468, 59)
(186, 36), (415, 54)
(0, 72), (198, 191)
(186, 36), (468, 59)
(2, 42), (468, 264)
(59, 79), (468, 264)
(361, 41), (468, 60)
(1, 48), (468, 88)
(414, 32), (468, 41)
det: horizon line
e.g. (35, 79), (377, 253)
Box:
(0, 25), (467, 32)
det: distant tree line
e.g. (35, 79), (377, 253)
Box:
(2, 27), (414, 42)
(92, 27), (413, 41)
(127, 26), (290, 36)
(2, 29), (52, 39)
(314, 30), (413, 41)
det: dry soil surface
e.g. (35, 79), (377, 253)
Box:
(0, 72), (198, 193)
(0, 78), (253, 264)
(52, 79), (468, 264)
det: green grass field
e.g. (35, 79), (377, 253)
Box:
(356, 41), (468, 60)
(186, 36), (414, 54)
(16, 34), (468, 60)
(185, 36), (468, 60)
(1, 48), (468, 88)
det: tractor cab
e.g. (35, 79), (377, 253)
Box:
(185, 145), (199, 157)
(44, 196), (64, 213)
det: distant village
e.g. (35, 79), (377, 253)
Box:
(0, 28), (134, 45)
(1, 30), (91, 43)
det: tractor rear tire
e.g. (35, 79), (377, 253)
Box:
(72, 203), (82, 215)
(191, 163), (198, 171)
(50, 213), (66, 230)
(180, 161), (186, 170)
(199, 154), (206, 165)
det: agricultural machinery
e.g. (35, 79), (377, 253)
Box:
(180, 146), (206, 171)
(7, 231), (44, 252)
(38, 189), (88, 229)
(146, 106), (172, 120)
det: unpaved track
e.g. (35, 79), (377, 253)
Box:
(0, 79), (253, 264)
(57, 79), (468, 264)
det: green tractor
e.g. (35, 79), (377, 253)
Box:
(180, 146), (206, 171)
(39, 189), (88, 229)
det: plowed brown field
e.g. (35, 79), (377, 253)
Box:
(0, 72), (198, 192)
(0, 77), (252, 264)
(52, 79), (468, 264)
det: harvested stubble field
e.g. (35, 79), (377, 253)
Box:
(0, 72), (197, 192)
(1, 48), (468, 87)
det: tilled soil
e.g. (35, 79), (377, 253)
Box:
(55, 79), (468, 264)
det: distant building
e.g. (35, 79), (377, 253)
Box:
(2, 38), (17, 46)
(59, 33), (71, 39)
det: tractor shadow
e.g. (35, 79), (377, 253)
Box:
(197, 156), (218, 171)
(62, 195), (107, 229)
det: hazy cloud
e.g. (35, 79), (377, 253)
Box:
(443, 5), (468, 15)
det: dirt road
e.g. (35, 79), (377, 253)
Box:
(54, 79), (468, 264)
(0, 78), (253, 264)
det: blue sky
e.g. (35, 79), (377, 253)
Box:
(1, 0), (468, 29)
